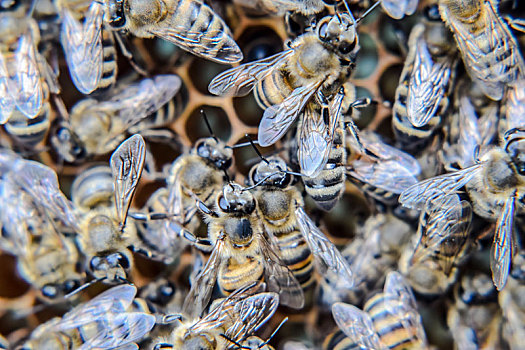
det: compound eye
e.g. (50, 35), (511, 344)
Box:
(64, 279), (81, 294)
(339, 40), (356, 55)
(218, 195), (231, 212)
(318, 20), (329, 41)
(117, 253), (130, 269)
(424, 4), (441, 21)
(42, 284), (59, 299)
(90, 256), (103, 272)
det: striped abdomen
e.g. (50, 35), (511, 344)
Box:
(323, 330), (356, 350)
(365, 293), (423, 350)
(303, 120), (346, 211)
(218, 254), (264, 296)
(170, 0), (241, 63)
(98, 27), (117, 91)
(128, 89), (185, 133)
(254, 70), (294, 110)
(4, 103), (51, 148)
(347, 175), (398, 205)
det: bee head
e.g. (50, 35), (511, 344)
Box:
(50, 121), (87, 163)
(89, 251), (131, 283)
(249, 156), (292, 188)
(456, 272), (497, 305)
(218, 183), (255, 215)
(195, 137), (233, 170)
(107, 0), (126, 28)
(505, 129), (525, 176)
(317, 13), (359, 61)
(145, 279), (176, 306)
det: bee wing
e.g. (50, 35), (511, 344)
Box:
(77, 312), (155, 350)
(332, 302), (386, 350)
(258, 80), (321, 147)
(399, 162), (485, 209)
(101, 75), (182, 132)
(382, 0), (418, 19)
(166, 162), (186, 222)
(412, 194), (472, 273)
(0, 178), (32, 255)
(10, 159), (79, 231)
(349, 159), (418, 194)
(506, 79), (525, 132)
(226, 292), (280, 342)
(359, 131), (421, 176)
(0, 52), (15, 124)
(182, 236), (224, 317)
(56, 284), (137, 331)
(383, 271), (428, 347)
(456, 96), (482, 168)
(259, 233), (305, 309)
(208, 49), (293, 96)
(491, 193), (515, 291)
(295, 207), (354, 289)
(12, 33), (43, 119)
(190, 282), (264, 334)
(147, 7), (242, 64)
(60, 2), (104, 94)
(110, 135), (146, 230)
(407, 37), (453, 128)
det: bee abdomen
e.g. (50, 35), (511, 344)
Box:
(172, 0), (241, 63)
(99, 28), (117, 91)
(254, 72), (293, 110)
(218, 257), (264, 296)
(274, 229), (315, 290)
(4, 104), (51, 147)
(323, 330), (355, 350)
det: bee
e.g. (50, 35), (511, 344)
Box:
(177, 182), (304, 318)
(500, 79), (525, 135)
(50, 74), (182, 163)
(399, 194), (473, 296)
(327, 271), (428, 350)
(400, 129), (525, 290)
(104, 0), (242, 64)
(392, 4), (458, 153)
(447, 271), (503, 349)
(58, 0), (117, 94)
(438, 0), (525, 101)
(347, 130), (421, 206)
(0, 150), (85, 300)
(17, 284), (155, 349)
(246, 155), (354, 304)
(152, 282), (279, 350)
(499, 256), (525, 350)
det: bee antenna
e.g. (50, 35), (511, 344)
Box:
(356, 1), (381, 24)
(64, 277), (108, 299)
(220, 334), (249, 349)
(340, 0), (352, 14)
(246, 135), (270, 165)
(201, 109), (218, 142)
(222, 169), (232, 184)
(231, 139), (259, 149)
(335, 8), (343, 24)
(260, 317), (289, 347)
(26, 0), (38, 18)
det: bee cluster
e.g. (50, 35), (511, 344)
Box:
(0, 0), (524, 349)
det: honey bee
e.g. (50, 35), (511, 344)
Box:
(0, 161), (85, 300)
(499, 260), (525, 350)
(50, 74), (182, 163)
(152, 282), (279, 350)
(104, 0), (242, 64)
(247, 155), (354, 304)
(17, 284), (156, 349)
(447, 271), (503, 349)
(501, 79), (525, 135)
(400, 129), (525, 290)
(327, 271), (428, 350)
(178, 182), (304, 317)
(58, 0), (116, 94)
(209, 12), (360, 175)
(392, 4), (458, 153)
(438, 0), (525, 101)
(346, 130), (421, 205)
(399, 194), (473, 296)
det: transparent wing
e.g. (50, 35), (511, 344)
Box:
(383, 271), (428, 347)
(407, 37), (453, 127)
(166, 161), (186, 223)
(226, 292), (279, 342)
(55, 284), (137, 331)
(399, 163), (485, 209)
(258, 81), (321, 147)
(10, 159), (79, 231)
(382, 0), (418, 19)
(0, 51), (15, 123)
(506, 79), (525, 132)
(182, 235), (224, 318)
(190, 282), (264, 334)
(412, 194), (472, 273)
(258, 234), (305, 309)
(60, 1), (104, 94)
(110, 134), (146, 230)
(299, 105), (330, 177)
(332, 302), (385, 350)
(100, 75), (182, 131)
(457, 96), (481, 168)
(491, 193), (515, 291)
(349, 159), (418, 194)
(0, 178), (31, 255)
(13, 33), (42, 119)
(295, 207), (354, 289)
(77, 312), (155, 350)
(208, 49), (293, 96)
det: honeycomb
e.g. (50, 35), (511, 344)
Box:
(0, 0), (524, 349)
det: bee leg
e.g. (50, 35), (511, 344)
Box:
(128, 212), (173, 221)
(178, 227), (214, 252)
(113, 31), (148, 76)
(504, 16), (525, 33)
